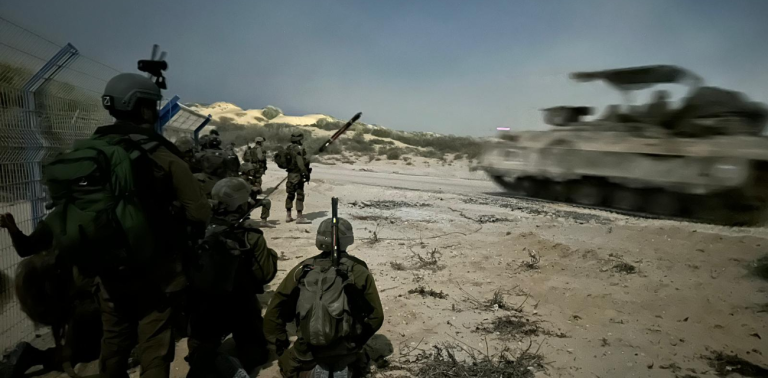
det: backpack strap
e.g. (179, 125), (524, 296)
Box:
(93, 123), (185, 158)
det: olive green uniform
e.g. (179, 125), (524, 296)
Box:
(263, 252), (384, 377)
(240, 173), (271, 221)
(12, 123), (211, 378)
(187, 221), (271, 371)
(285, 143), (308, 211)
(98, 124), (210, 378)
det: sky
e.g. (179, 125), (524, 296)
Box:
(2, 0), (767, 136)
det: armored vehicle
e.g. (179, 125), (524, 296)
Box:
(480, 65), (768, 224)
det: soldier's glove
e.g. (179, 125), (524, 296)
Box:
(301, 172), (311, 183)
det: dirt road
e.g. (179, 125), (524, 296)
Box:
(56, 159), (768, 378)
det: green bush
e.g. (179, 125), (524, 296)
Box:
(312, 119), (343, 132)
(370, 128), (392, 138)
(416, 149), (443, 159)
(369, 138), (394, 146)
(386, 148), (402, 160)
(262, 105), (283, 120)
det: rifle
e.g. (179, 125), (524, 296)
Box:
(331, 197), (340, 267)
(263, 112), (362, 200)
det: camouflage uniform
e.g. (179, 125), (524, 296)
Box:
(5, 122), (211, 378)
(239, 163), (271, 221)
(285, 143), (308, 212)
(186, 220), (271, 372)
(186, 178), (274, 372)
(263, 251), (384, 377)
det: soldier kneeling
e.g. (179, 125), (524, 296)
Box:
(5, 252), (101, 378)
(186, 178), (279, 375)
(264, 218), (384, 377)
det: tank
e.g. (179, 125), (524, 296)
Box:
(480, 65), (768, 224)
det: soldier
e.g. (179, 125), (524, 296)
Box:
(186, 178), (277, 374)
(263, 218), (384, 377)
(194, 151), (228, 198)
(243, 137), (268, 189)
(3, 252), (102, 378)
(2, 72), (211, 378)
(239, 162), (272, 226)
(175, 136), (202, 173)
(284, 132), (310, 223)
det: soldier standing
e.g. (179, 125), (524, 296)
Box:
(2, 71), (211, 378)
(284, 132), (310, 223)
(243, 137), (268, 190)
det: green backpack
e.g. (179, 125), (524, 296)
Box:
(190, 220), (278, 294)
(273, 146), (293, 170)
(42, 132), (166, 275)
(295, 257), (363, 358)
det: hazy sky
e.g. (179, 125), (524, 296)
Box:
(2, 0), (767, 136)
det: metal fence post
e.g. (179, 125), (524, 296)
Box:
(21, 43), (80, 228)
(157, 95), (181, 133)
(193, 114), (213, 143)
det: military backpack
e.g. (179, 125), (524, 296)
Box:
(295, 256), (363, 357)
(42, 129), (172, 275)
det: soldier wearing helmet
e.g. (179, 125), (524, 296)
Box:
(175, 136), (202, 173)
(3, 66), (211, 378)
(264, 218), (384, 377)
(186, 178), (277, 373)
(239, 162), (273, 225)
(242, 136), (268, 191)
(97, 72), (211, 378)
(284, 132), (310, 223)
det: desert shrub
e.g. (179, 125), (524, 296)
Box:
(417, 148), (444, 159)
(253, 116), (266, 122)
(370, 128), (393, 138)
(386, 148), (402, 160)
(262, 105), (283, 120)
(312, 119), (343, 132)
(235, 112), (247, 117)
(370, 138), (395, 146)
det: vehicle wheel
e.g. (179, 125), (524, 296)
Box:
(518, 177), (542, 197)
(610, 187), (642, 211)
(542, 181), (568, 201)
(570, 181), (604, 206)
(647, 191), (681, 216)
(490, 176), (518, 192)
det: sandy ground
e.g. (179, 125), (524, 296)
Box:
(42, 158), (768, 378)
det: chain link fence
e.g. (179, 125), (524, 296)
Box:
(0, 16), (119, 353)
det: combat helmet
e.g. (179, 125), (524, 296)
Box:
(290, 132), (304, 143)
(316, 217), (354, 251)
(239, 162), (256, 174)
(209, 135), (222, 149)
(255, 137), (265, 144)
(101, 73), (161, 112)
(211, 177), (251, 211)
(199, 135), (211, 149)
(175, 136), (196, 154)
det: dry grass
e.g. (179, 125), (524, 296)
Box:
(399, 342), (545, 378)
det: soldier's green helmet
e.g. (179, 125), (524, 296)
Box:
(102, 73), (162, 112)
(239, 162), (255, 173)
(211, 177), (251, 211)
(175, 136), (196, 153)
(255, 137), (265, 143)
(290, 132), (304, 142)
(316, 217), (354, 251)
(199, 134), (211, 148)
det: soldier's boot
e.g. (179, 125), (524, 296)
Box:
(286, 210), (295, 223)
(296, 210), (311, 224)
